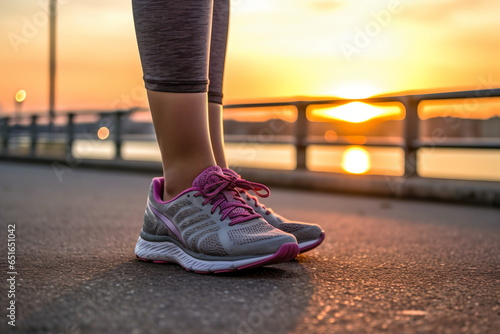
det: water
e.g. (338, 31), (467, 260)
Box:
(69, 140), (500, 182)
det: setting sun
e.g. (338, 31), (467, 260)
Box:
(341, 147), (370, 174)
(310, 102), (401, 123)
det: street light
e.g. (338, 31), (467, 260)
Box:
(48, 0), (57, 133)
(14, 89), (27, 123)
(15, 90), (26, 103)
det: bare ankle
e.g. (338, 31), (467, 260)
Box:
(162, 163), (214, 201)
(162, 179), (190, 201)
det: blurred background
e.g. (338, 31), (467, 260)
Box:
(1, 0), (499, 181)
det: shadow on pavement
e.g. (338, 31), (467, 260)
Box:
(14, 258), (314, 334)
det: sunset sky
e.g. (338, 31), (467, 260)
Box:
(1, 0), (499, 115)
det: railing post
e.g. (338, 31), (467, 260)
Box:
(66, 113), (74, 158)
(402, 96), (419, 177)
(295, 102), (308, 170)
(114, 110), (124, 160)
(30, 115), (38, 156)
(1, 117), (10, 154)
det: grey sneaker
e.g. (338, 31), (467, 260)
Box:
(223, 168), (325, 253)
(135, 166), (299, 273)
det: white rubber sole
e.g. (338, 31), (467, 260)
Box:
(135, 237), (299, 274)
(297, 232), (326, 253)
(298, 239), (318, 249)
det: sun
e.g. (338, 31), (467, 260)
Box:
(341, 147), (370, 174)
(311, 102), (400, 123)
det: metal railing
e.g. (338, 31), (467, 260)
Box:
(226, 89), (500, 177)
(1, 88), (500, 179)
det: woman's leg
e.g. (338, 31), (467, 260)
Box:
(207, 0), (230, 169)
(132, 0), (300, 272)
(208, 103), (227, 168)
(147, 91), (216, 199)
(132, 0), (216, 200)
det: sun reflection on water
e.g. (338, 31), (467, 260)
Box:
(341, 147), (371, 174)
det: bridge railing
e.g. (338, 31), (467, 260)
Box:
(1, 88), (500, 179)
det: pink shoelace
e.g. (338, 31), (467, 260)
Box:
(194, 173), (265, 225)
(223, 173), (272, 215)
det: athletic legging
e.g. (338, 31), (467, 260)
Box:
(132, 0), (229, 105)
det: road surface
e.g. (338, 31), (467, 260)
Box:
(0, 161), (499, 334)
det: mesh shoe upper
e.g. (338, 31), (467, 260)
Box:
(141, 166), (297, 258)
(222, 168), (324, 244)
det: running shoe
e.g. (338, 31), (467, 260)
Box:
(135, 166), (299, 273)
(223, 168), (325, 253)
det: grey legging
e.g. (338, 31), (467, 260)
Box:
(132, 0), (229, 105)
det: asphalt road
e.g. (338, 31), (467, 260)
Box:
(0, 161), (499, 334)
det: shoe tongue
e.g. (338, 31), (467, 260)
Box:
(222, 168), (239, 178)
(192, 166), (224, 189)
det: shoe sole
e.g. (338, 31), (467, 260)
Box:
(135, 237), (299, 274)
(298, 232), (325, 253)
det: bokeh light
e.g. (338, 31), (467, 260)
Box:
(97, 127), (110, 140)
(15, 90), (26, 103)
(324, 130), (338, 142)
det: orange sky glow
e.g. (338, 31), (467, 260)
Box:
(1, 0), (500, 122)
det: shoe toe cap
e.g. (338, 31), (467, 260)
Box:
(282, 222), (323, 244)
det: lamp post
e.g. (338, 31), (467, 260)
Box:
(48, 0), (57, 133)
